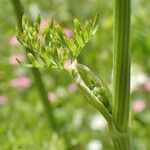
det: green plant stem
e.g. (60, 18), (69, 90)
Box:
(71, 64), (112, 124)
(112, 0), (131, 149)
(11, 0), (58, 132)
(108, 123), (130, 150)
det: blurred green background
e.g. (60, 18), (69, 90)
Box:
(0, 0), (149, 149)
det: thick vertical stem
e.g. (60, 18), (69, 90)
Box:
(112, 0), (131, 149)
(113, 0), (131, 132)
(11, 0), (58, 132)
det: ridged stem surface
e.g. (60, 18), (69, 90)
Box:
(112, 0), (131, 149)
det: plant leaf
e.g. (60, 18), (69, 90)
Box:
(16, 58), (33, 68)
(65, 38), (78, 56)
(75, 35), (84, 47)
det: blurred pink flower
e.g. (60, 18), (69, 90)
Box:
(68, 83), (77, 93)
(9, 54), (25, 65)
(144, 81), (150, 92)
(0, 95), (7, 105)
(64, 59), (72, 68)
(63, 28), (73, 38)
(40, 19), (58, 30)
(11, 76), (31, 90)
(64, 59), (76, 70)
(132, 99), (146, 113)
(48, 92), (57, 102)
(40, 19), (49, 29)
(9, 36), (19, 46)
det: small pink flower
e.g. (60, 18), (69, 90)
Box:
(9, 54), (25, 65)
(9, 36), (19, 46)
(64, 59), (76, 70)
(63, 28), (73, 38)
(132, 99), (146, 113)
(64, 59), (72, 68)
(40, 19), (49, 29)
(0, 95), (7, 105)
(40, 19), (58, 30)
(48, 92), (57, 102)
(68, 83), (77, 93)
(144, 81), (150, 92)
(11, 76), (31, 90)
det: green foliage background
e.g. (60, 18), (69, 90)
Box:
(0, 0), (149, 149)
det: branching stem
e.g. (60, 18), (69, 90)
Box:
(70, 63), (113, 125)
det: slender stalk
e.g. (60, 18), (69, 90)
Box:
(11, 0), (58, 132)
(112, 0), (131, 149)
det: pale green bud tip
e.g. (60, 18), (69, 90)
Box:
(93, 14), (100, 27)
(22, 14), (28, 27)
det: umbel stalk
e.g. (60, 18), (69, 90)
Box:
(11, 0), (58, 132)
